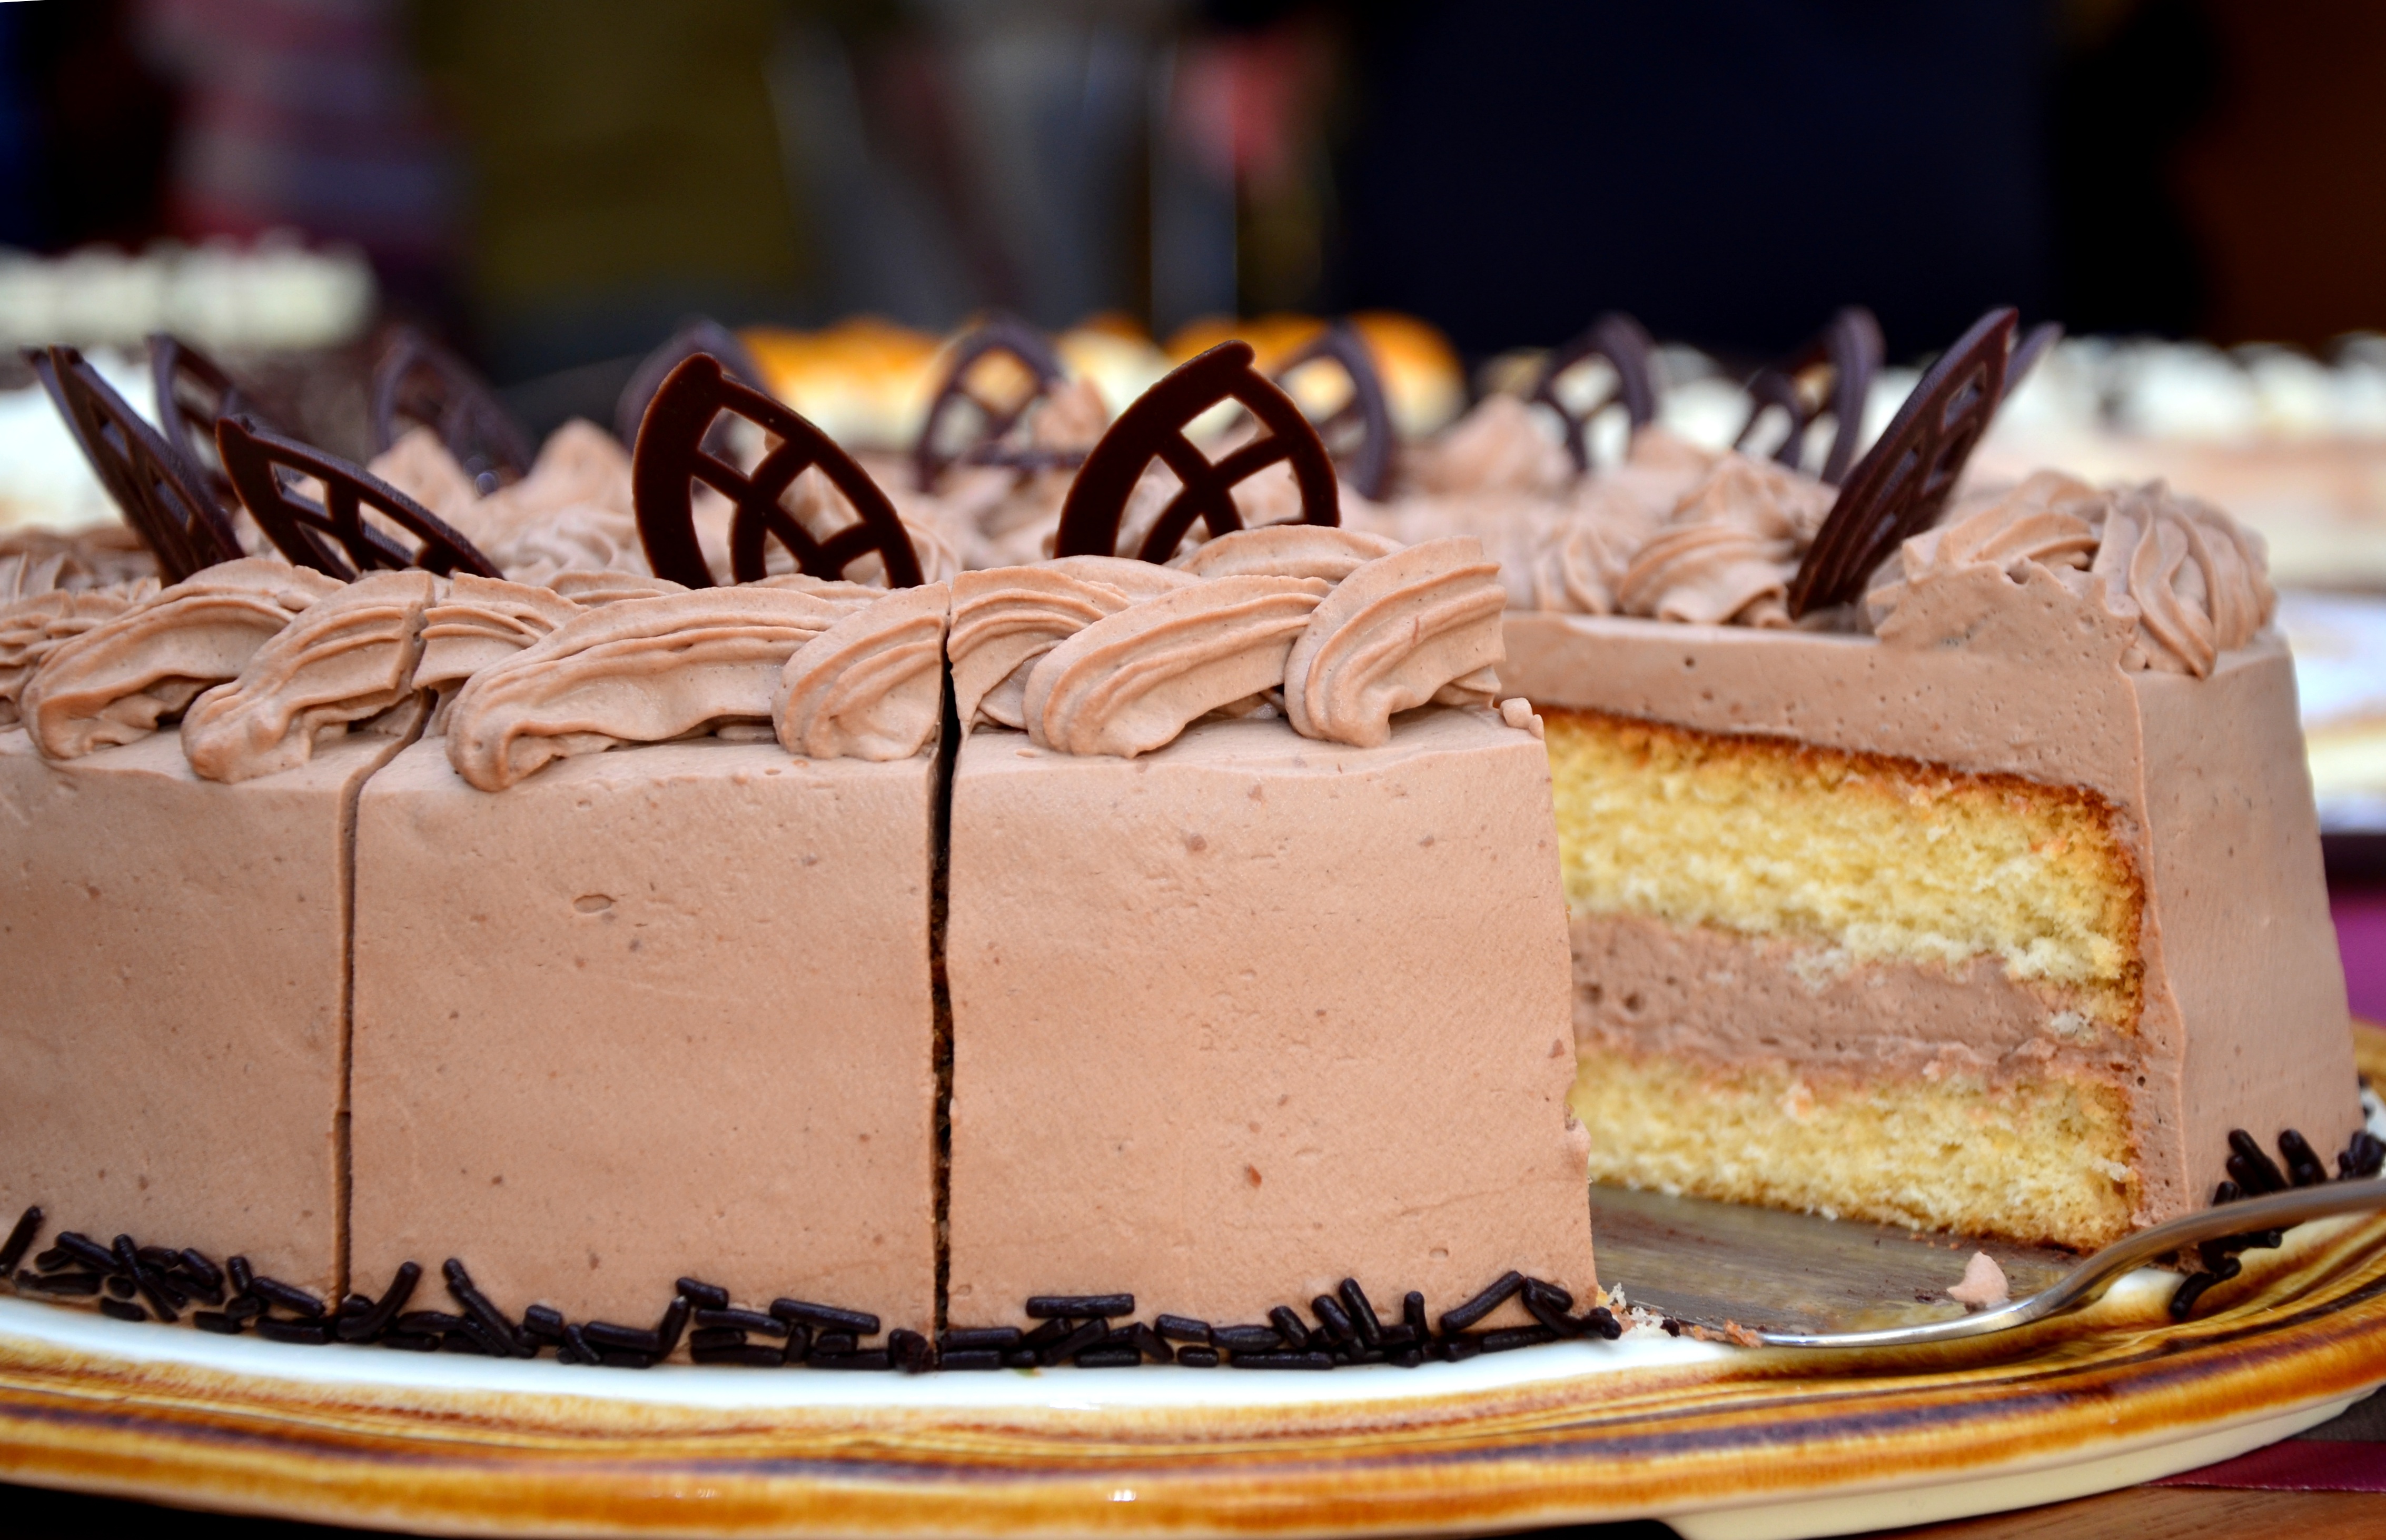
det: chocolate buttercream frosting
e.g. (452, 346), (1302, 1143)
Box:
(181, 570), (435, 783)
(1282, 539), (1505, 747)
(19, 558), (343, 760)
(776, 582), (951, 760)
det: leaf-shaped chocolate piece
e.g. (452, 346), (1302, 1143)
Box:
(631, 353), (923, 590)
(148, 332), (286, 514)
(217, 416), (501, 581)
(1272, 323), (1394, 501)
(1732, 306), (1884, 486)
(1051, 341), (1339, 563)
(913, 313), (1076, 492)
(30, 345), (243, 583)
(1528, 312), (1658, 474)
(615, 316), (766, 450)
(1787, 307), (2018, 620)
(370, 325), (534, 492)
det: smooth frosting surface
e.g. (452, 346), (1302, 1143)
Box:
(19, 558), (343, 760)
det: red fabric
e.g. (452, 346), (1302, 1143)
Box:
(2156, 1436), (2386, 1493)
(2339, 888), (2386, 1024)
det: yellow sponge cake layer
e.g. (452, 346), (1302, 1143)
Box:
(1569, 1041), (2141, 1249)
(1543, 708), (2145, 1028)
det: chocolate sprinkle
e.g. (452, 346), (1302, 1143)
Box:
(193, 1312), (242, 1335)
(249, 1275), (324, 1320)
(596, 1350), (657, 1370)
(1128, 1323), (1174, 1364)
(677, 1277), (732, 1312)
(1003, 1348), (1037, 1368)
(98, 1297), (147, 1323)
(940, 1349), (1005, 1371)
(1582, 1306), (1623, 1342)
(2226, 1129), (2290, 1195)
(1267, 1305), (1311, 1351)
(693, 1345), (785, 1368)
(255, 1318), (333, 1346)
(780, 1325), (811, 1365)
(1212, 1325), (1283, 1352)
(1026, 1293), (1134, 1319)
(1075, 1347), (1140, 1368)
(770, 1298), (881, 1336)
(1520, 1288), (1576, 1338)
(562, 1324), (596, 1366)
(2278, 1130), (2330, 1188)
(104, 1275), (134, 1300)
(1309, 1294), (1355, 1345)
(940, 1326), (1024, 1351)
(397, 1310), (470, 1334)
(1440, 1271), (1524, 1335)
(582, 1321), (665, 1355)
(654, 1295), (692, 1358)
(1435, 1333), (1484, 1362)
(382, 1332), (439, 1353)
(1176, 1346), (1221, 1368)
(688, 1327), (747, 1352)
(17, 1270), (100, 1296)
(1230, 1351), (1334, 1371)
(55, 1232), (115, 1274)
(522, 1304), (566, 1342)
(1019, 1316), (1074, 1350)
(444, 1259), (529, 1357)
(1338, 1279), (1382, 1349)
(1403, 1291), (1428, 1342)
(223, 1294), (263, 1323)
(1051, 340), (1340, 563)
(226, 1255), (254, 1298)
(31, 1248), (69, 1274)
(889, 1328), (932, 1374)
(3, 1208), (50, 1275)
(1037, 1318), (1108, 1366)
(2343, 1132), (2386, 1180)
(1154, 1314), (1213, 1345)
(811, 1350), (894, 1371)
(696, 1307), (787, 1338)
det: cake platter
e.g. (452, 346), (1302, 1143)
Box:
(1, 1014), (2381, 1540)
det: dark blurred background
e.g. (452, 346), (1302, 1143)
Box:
(6, 0), (2386, 389)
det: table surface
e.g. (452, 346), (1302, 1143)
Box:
(8, 1390), (2383, 1539)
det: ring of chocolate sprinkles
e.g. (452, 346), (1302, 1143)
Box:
(1731, 306), (1884, 486)
(30, 345), (245, 582)
(1051, 340), (1340, 562)
(1528, 312), (1659, 475)
(216, 415), (501, 580)
(370, 325), (534, 493)
(1785, 306), (2018, 620)
(1269, 323), (1394, 501)
(912, 313), (1076, 492)
(617, 319), (767, 452)
(2168, 1126), (2385, 1319)
(632, 353), (923, 589)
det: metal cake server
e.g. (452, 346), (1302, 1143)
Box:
(1589, 1177), (2386, 1350)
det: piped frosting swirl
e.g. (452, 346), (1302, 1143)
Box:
(776, 582), (951, 760)
(181, 570), (436, 783)
(1283, 539), (1506, 748)
(19, 558), (344, 760)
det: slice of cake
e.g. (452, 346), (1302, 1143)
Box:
(1503, 438), (2361, 1248)
(348, 583), (947, 1339)
(945, 531), (1595, 1334)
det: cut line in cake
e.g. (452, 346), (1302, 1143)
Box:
(0, 303), (2364, 1368)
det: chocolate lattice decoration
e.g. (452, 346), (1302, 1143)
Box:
(1271, 324), (1394, 502)
(148, 333), (288, 513)
(615, 316), (766, 450)
(370, 326), (535, 493)
(632, 353), (923, 589)
(2003, 320), (2063, 400)
(30, 345), (243, 583)
(1051, 341), (1339, 562)
(217, 416), (500, 581)
(1733, 306), (1884, 486)
(1785, 307), (2017, 620)
(912, 314), (1076, 492)
(1529, 312), (1659, 474)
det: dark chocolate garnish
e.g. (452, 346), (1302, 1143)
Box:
(104, 1275), (134, 1300)
(1036, 1318), (1108, 1366)
(522, 1304), (567, 1343)
(582, 1320), (665, 1355)
(561, 1324), (595, 1366)
(254, 1318), (332, 1346)
(0, 1207), (41, 1276)
(676, 1277), (732, 1312)
(633, 353), (922, 589)
(812, 1331), (858, 1356)
(1127, 1322), (1173, 1364)
(1582, 1306), (1623, 1341)
(913, 313), (1075, 492)
(696, 1306), (787, 1338)
(1176, 1346), (1221, 1368)
(193, 1311), (243, 1335)
(1229, 1350), (1334, 1370)
(226, 1255), (255, 1298)
(382, 1331), (439, 1352)
(1439, 1269), (1524, 1334)
(337, 1260), (421, 1343)
(250, 1275), (325, 1319)
(370, 325), (534, 493)
(1519, 1286), (1576, 1339)
(940, 1349), (1004, 1371)
(223, 1294), (264, 1323)
(1212, 1324), (1282, 1352)
(2341, 1131), (2386, 1180)
(2278, 1130), (2330, 1188)
(769, 1298), (881, 1336)
(889, 1327), (932, 1373)
(694, 1344), (786, 1368)
(31, 1248), (70, 1274)
(396, 1310), (470, 1334)
(1266, 1305), (1311, 1351)
(1050, 340), (1340, 562)
(810, 1349), (893, 1370)
(2226, 1128), (2290, 1196)
(1270, 324), (1394, 501)
(30, 345), (244, 582)
(2004, 321), (2062, 398)
(1075, 1346), (1140, 1368)
(1482, 1325), (1558, 1353)
(1026, 1293), (1133, 1319)
(1785, 306), (2016, 620)
(782, 1324), (813, 1363)
(941, 1326), (1024, 1352)
(99, 1297), (147, 1323)
(55, 1234), (117, 1273)
(1528, 313), (1659, 475)
(17, 1271), (100, 1296)
(1309, 1294), (1355, 1345)
(689, 1326), (748, 1353)
(1154, 1314), (1212, 1345)
(653, 1294), (691, 1358)
(216, 415), (501, 580)
(175, 1249), (224, 1295)
(617, 319), (767, 453)
(147, 333), (287, 513)
(1337, 1279), (1382, 1349)
(1732, 306), (1884, 486)
(114, 1234), (181, 1323)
